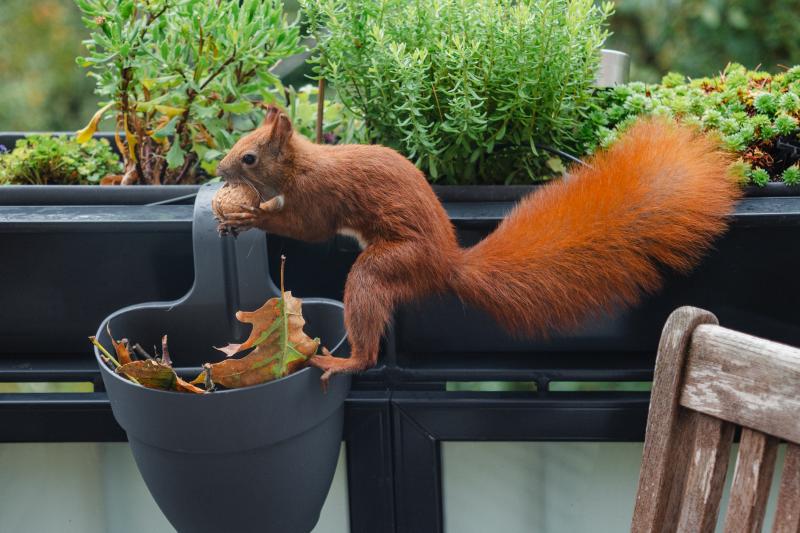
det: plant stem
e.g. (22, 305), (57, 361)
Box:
(279, 255), (288, 376)
(199, 50), (237, 91)
(90, 336), (120, 368)
(161, 335), (172, 366)
(316, 78), (326, 143)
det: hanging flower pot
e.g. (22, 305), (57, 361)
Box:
(92, 184), (350, 533)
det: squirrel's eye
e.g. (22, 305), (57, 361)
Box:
(241, 153), (257, 166)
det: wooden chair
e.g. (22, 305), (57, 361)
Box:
(632, 306), (800, 533)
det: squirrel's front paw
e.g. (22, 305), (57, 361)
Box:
(215, 210), (257, 236)
(216, 221), (243, 237)
(215, 196), (283, 236)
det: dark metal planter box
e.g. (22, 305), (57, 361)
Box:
(1, 176), (799, 377)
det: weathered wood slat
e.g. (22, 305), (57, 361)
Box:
(677, 413), (734, 532)
(632, 307), (719, 533)
(723, 429), (780, 533)
(773, 443), (800, 533)
(681, 325), (800, 444)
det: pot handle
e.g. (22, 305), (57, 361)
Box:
(183, 183), (280, 311)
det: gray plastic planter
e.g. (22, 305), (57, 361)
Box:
(93, 183), (350, 533)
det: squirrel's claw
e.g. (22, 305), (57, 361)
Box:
(216, 213), (256, 236)
(216, 222), (240, 237)
(309, 348), (369, 392)
(215, 196), (284, 237)
(215, 205), (265, 235)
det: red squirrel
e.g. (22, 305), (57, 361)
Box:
(215, 105), (741, 383)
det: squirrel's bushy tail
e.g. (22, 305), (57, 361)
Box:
(453, 118), (741, 336)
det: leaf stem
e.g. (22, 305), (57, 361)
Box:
(90, 336), (120, 368)
(278, 255), (289, 376)
(90, 336), (141, 385)
(161, 335), (172, 366)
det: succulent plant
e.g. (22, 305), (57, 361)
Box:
(584, 64), (800, 186)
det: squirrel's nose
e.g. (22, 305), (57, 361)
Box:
(216, 155), (233, 179)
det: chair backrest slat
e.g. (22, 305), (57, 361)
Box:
(773, 443), (800, 533)
(681, 325), (800, 444)
(678, 412), (735, 533)
(631, 308), (719, 533)
(632, 307), (800, 533)
(723, 428), (780, 533)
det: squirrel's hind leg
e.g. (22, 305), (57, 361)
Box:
(310, 241), (439, 386)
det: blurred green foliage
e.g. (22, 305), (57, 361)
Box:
(283, 85), (365, 145)
(0, 0), (100, 131)
(606, 0), (800, 82)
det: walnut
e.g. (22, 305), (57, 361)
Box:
(212, 182), (260, 219)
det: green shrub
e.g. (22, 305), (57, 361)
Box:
(302, 0), (614, 184)
(585, 64), (800, 186)
(0, 135), (121, 185)
(74, 0), (303, 184)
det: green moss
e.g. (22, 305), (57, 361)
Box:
(775, 114), (799, 135)
(0, 135), (121, 185)
(729, 159), (753, 185)
(661, 72), (686, 88)
(749, 168), (771, 186)
(782, 165), (800, 186)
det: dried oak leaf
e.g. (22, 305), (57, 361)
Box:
(196, 292), (320, 389)
(117, 360), (177, 390)
(198, 344), (311, 389)
(215, 292), (318, 357)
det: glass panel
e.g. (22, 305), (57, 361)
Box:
(446, 382), (538, 392)
(442, 442), (785, 533)
(0, 442), (349, 533)
(548, 381), (652, 392)
(0, 382), (94, 393)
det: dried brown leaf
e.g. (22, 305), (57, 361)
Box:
(204, 292), (320, 388)
(107, 325), (133, 364)
(215, 292), (318, 358)
(175, 376), (205, 394)
(111, 338), (133, 365)
(117, 360), (177, 390)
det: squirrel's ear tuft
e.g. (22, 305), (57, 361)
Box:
(266, 107), (293, 153)
(262, 104), (281, 127)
